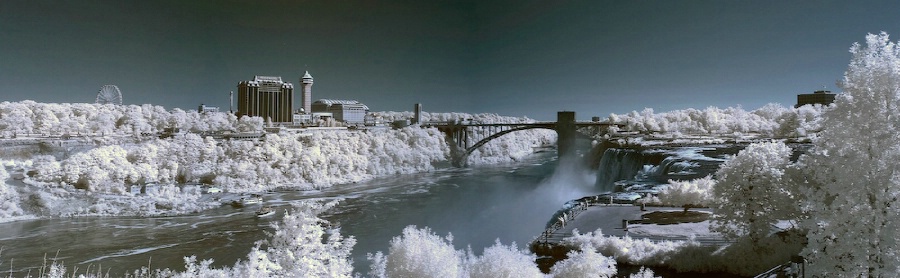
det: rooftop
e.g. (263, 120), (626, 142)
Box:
(254, 76), (283, 82)
(315, 99), (362, 105)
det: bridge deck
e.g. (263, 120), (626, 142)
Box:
(419, 116), (625, 166)
(422, 121), (622, 127)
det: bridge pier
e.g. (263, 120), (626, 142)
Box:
(556, 111), (576, 158)
(446, 130), (469, 167)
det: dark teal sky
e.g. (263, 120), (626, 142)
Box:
(1, 1), (899, 120)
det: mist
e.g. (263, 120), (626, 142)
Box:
(431, 152), (601, 254)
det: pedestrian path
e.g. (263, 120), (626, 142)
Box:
(534, 204), (726, 247)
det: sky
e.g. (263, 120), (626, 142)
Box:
(2, 1), (899, 121)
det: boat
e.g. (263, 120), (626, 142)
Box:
(231, 194), (263, 208)
(256, 206), (275, 217)
(248, 194), (264, 204)
(243, 195), (262, 205)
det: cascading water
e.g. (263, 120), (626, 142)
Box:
(653, 157), (700, 177)
(595, 149), (647, 191)
(594, 146), (733, 193)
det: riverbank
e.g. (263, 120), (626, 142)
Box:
(0, 150), (569, 276)
(0, 123), (555, 221)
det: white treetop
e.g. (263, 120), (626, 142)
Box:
(798, 32), (900, 276)
(605, 104), (824, 137)
(654, 176), (716, 210)
(712, 141), (797, 242)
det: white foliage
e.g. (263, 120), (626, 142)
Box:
(31, 127), (451, 196)
(240, 202), (355, 277)
(798, 32), (900, 276)
(467, 240), (543, 278)
(561, 228), (803, 276)
(384, 226), (462, 278)
(712, 141), (797, 242)
(365, 252), (388, 278)
(13, 105), (554, 210)
(0, 101), (35, 137)
(654, 176), (716, 208)
(0, 101), (252, 138)
(629, 267), (660, 278)
(549, 244), (617, 278)
(369, 227), (547, 278)
(561, 229), (686, 266)
(608, 104), (824, 137)
(0, 165), (24, 218)
(58, 145), (133, 192)
(163, 201), (355, 278)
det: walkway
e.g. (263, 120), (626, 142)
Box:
(535, 204), (727, 247)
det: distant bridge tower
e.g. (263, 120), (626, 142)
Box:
(557, 111), (576, 157)
(301, 71), (314, 113)
(413, 103), (423, 125)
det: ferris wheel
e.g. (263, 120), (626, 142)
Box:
(96, 85), (123, 105)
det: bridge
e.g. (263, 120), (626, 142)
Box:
(422, 111), (623, 167)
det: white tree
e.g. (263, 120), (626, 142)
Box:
(654, 176), (716, 212)
(0, 101), (34, 137)
(31, 102), (61, 135)
(468, 240), (543, 278)
(712, 141), (797, 243)
(382, 226), (462, 278)
(231, 201), (356, 277)
(236, 116), (264, 132)
(0, 165), (24, 218)
(549, 244), (617, 278)
(629, 267), (660, 278)
(798, 32), (900, 276)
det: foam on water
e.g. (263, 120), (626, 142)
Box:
(79, 242), (185, 264)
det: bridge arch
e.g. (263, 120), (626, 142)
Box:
(428, 111), (620, 167)
(460, 126), (595, 157)
(462, 125), (555, 158)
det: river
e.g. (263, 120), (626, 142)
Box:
(0, 151), (605, 276)
(0, 142), (751, 277)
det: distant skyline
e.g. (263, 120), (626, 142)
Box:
(2, 0), (899, 120)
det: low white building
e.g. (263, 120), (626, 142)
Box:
(198, 104), (219, 113)
(293, 113), (312, 124)
(311, 99), (369, 124)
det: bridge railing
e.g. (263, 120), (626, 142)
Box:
(421, 121), (623, 127)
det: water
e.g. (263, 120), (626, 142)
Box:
(0, 144), (747, 277)
(0, 151), (603, 276)
(0, 206), (270, 276)
(323, 152), (599, 272)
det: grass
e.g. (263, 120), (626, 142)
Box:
(637, 210), (710, 225)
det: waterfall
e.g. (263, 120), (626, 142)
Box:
(653, 157), (699, 177)
(595, 148), (646, 191)
(593, 146), (733, 193)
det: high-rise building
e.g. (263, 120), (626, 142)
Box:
(301, 71), (314, 113)
(237, 76), (294, 123)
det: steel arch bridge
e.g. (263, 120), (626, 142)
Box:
(422, 112), (622, 167)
